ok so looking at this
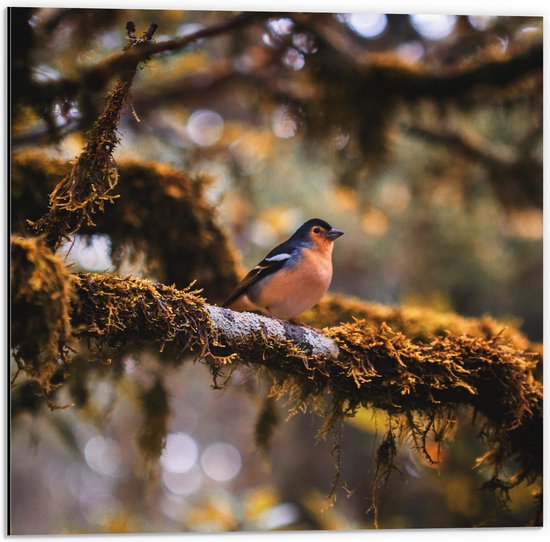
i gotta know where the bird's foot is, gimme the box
[288,318,320,331]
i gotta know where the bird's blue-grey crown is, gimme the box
[290,218,334,242]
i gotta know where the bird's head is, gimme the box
[291,218,344,253]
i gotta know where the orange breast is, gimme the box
[249,248,333,319]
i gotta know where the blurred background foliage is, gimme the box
[10,8,542,534]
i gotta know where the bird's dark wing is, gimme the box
[222,243,297,308]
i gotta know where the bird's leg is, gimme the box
[264,307,283,322]
[264,307,319,330]
[288,317,321,331]
[263,307,299,327]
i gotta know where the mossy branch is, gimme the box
[404,123,542,208]
[11,237,75,390]
[305,293,541,357]
[307,14,542,99]
[12,151,241,301]
[11,236,542,491]
[35,12,270,101]
[29,22,158,250]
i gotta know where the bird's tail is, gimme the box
[221,291,239,308]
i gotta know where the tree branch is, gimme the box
[11,151,241,301]
[11,236,542,489]
[308,14,542,99]
[29,22,158,250]
[37,12,270,100]
[404,123,542,208]
[405,123,507,166]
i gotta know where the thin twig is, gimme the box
[403,122,542,208]
[126,21,137,40]
[10,368,22,388]
[41,12,268,97]
[142,23,159,41]
[403,123,512,169]
[29,21,159,249]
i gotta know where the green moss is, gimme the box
[28,23,158,250]
[254,396,280,455]
[11,238,542,506]
[29,77,134,249]
[304,293,538,354]
[325,320,541,487]
[11,236,74,391]
[369,429,398,528]
[12,151,241,302]
[72,273,211,357]
[300,36,541,187]
[137,377,170,467]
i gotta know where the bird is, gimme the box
[222,218,344,319]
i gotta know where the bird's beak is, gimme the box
[326,228,344,240]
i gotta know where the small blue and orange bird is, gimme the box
[222,218,344,319]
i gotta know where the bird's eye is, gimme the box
[313,227,321,234]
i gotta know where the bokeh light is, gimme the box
[177,22,204,37]
[84,436,126,477]
[267,17,295,37]
[160,433,199,474]
[200,443,242,482]
[59,234,112,272]
[282,48,305,71]
[379,178,412,213]
[410,14,457,40]
[331,129,350,151]
[262,502,300,529]
[187,109,224,146]
[271,106,298,139]
[361,207,389,236]
[292,33,318,54]
[468,15,496,31]
[396,41,425,63]
[162,465,203,496]
[32,64,61,82]
[262,31,279,48]
[346,13,388,39]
